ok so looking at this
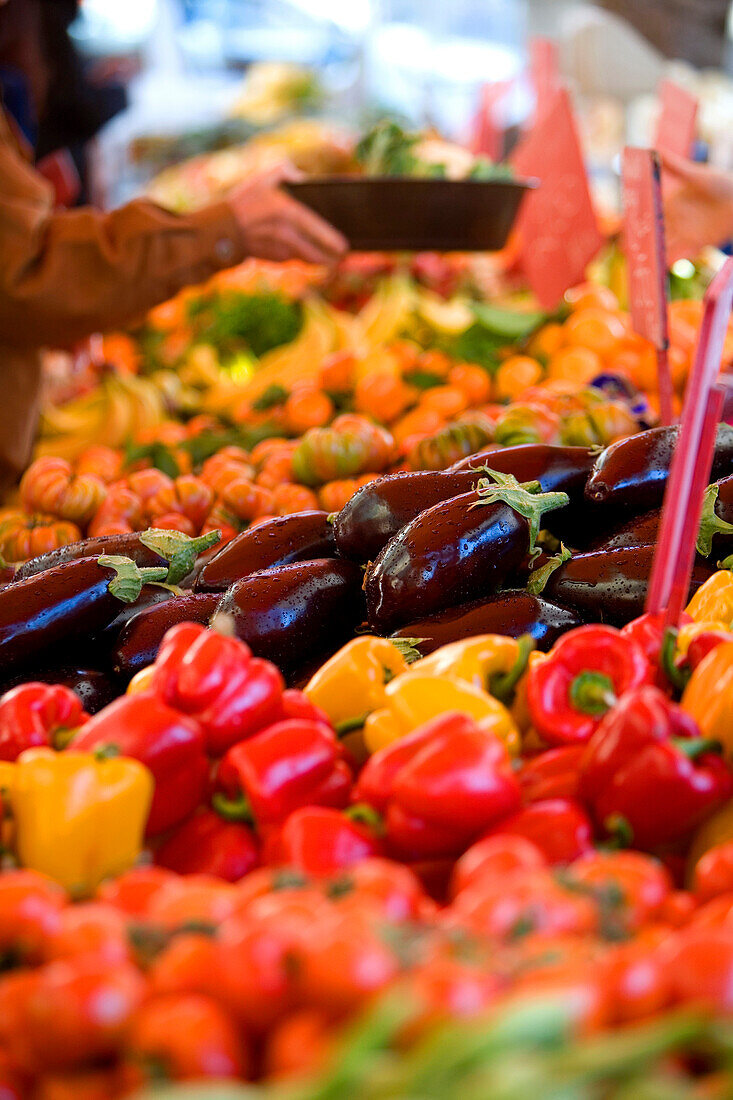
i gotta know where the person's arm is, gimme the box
[660,152,733,263]
[0,115,346,348]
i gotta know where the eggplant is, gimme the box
[14,533,168,581]
[195,511,336,593]
[0,667,119,714]
[390,590,585,655]
[0,556,167,672]
[112,592,221,682]
[335,444,594,562]
[72,583,176,664]
[214,559,364,673]
[584,424,733,515]
[585,510,661,553]
[364,484,566,633]
[544,546,715,626]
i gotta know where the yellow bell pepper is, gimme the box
[362,670,520,755]
[677,620,733,656]
[127,665,155,694]
[686,570,733,627]
[411,634,533,698]
[0,748,153,897]
[304,636,408,729]
[681,640,733,755]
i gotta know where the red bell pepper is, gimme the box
[0,683,88,761]
[154,810,259,882]
[526,625,652,746]
[579,685,733,849]
[263,806,382,876]
[213,719,352,828]
[354,712,521,860]
[487,798,594,864]
[277,689,331,726]
[518,746,585,804]
[72,691,209,837]
[686,629,733,671]
[151,623,284,755]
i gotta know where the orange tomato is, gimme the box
[318,350,357,393]
[124,993,248,1082]
[546,345,603,384]
[271,482,320,515]
[416,349,452,380]
[563,307,628,357]
[256,452,296,490]
[149,511,196,535]
[148,475,214,529]
[43,904,130,967]
[391,407,444,448]
[0,512,82,563]
[74,446,123,484]
[100,332,141,373]
[355,371,413,423]
[221,477,275,521]
[419,384,469,420]
[565,282,620,313]
[528,322,565,361]
[264,1009,332,1080]
[95,867,175,919]
[127,468,174,505]
[20,458,107,527]
[448,363,492,405]
[494,356,544,401]
[22,959,145,1071]
[317,474,378,513]
[284,387,334,433]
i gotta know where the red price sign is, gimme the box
[470,80,511,161]
[654,80,698,159]
[510,90,604,310]
[622,147,673,423]
[529,38,560,124]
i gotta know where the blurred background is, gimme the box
[64,0,733,208]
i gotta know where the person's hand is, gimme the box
[660,152,733,262]
[227,163,348,266]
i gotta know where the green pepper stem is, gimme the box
[672,737,723,759]
[489,634,536,704]
[345,803,384,834]
[659,628,690,693]
[212,791,253,824]
[569,671,616,717]
[335,714,370,736]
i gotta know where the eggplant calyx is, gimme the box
[471,469,569,558]
[389,636,426,664]
[696,484,733,557]
[139,528,222,585]
[98,556,168,604]
[527,543,572,596]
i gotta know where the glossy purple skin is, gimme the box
[13,533,167,581]
[112,592,220,681]
[545,546,715,626]
[214,558,365,673]
[0,557,129,671]
[335,444,594,563]
[585,424,733,515]
[0,667,120,714]
[195,511,336,593]
[390,590,585,655]
[365,490,529,633]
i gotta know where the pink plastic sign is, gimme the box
[654,80,698,159]
[511,89,604,309]
[621,147,673,424]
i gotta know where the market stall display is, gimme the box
[5,63,733,1097]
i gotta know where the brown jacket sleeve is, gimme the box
[0,109,247,348]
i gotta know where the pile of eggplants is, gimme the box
[4,429,733,705]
